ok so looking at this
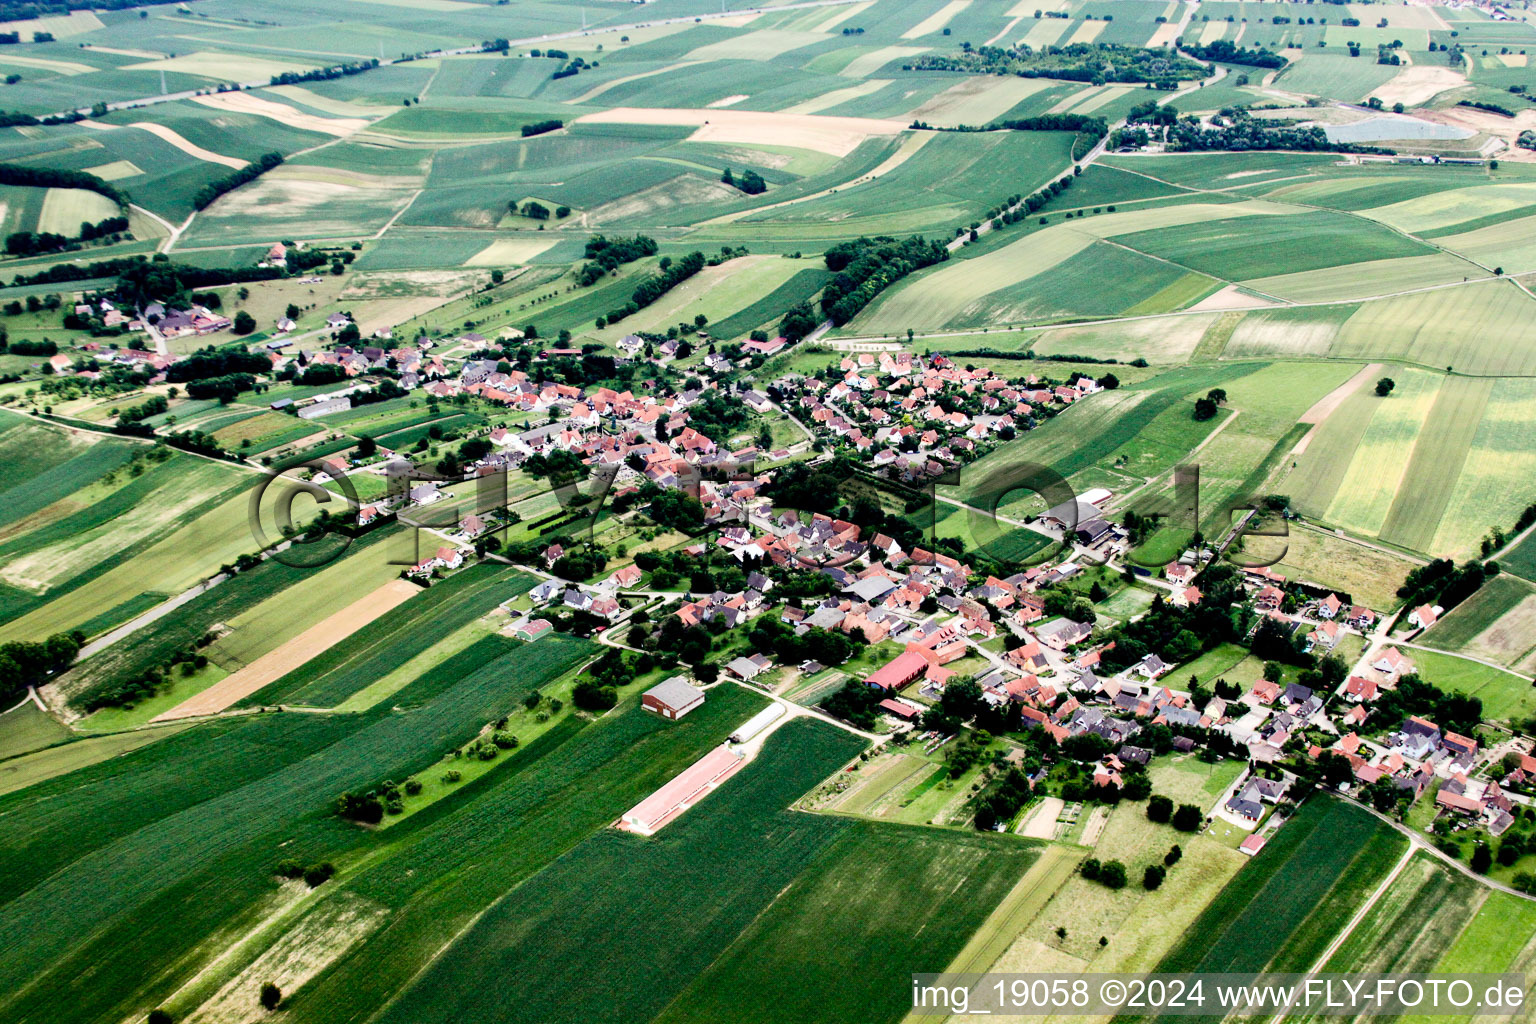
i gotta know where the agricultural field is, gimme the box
[1420,573,1536,676]
[1145,798,1407,980]
[2,0,1536,1019]
[1290,854,1536,1024]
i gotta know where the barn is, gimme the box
[641,677,705,720]
[618,745,744,834]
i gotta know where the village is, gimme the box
[256,320,1536,880]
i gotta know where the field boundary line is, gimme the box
[1390,638,1536,682]
[1305,841,1415,973]
[150,577,423,721]
[1343,795,1536,902]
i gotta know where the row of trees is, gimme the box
[0,161,128,209]
[602,250,707,325]
[193,151,283,211]
[820,235,950,326]
[5,215,129,257]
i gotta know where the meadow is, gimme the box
[1420,573,1536,676]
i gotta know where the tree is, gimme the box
[260,983,282,1011]
[356,435,377,459]
[232,310,256,334]
[1143,864,1166,890]
[521,200,550,221]
[1172,803,1203,832]
[1193,397,1218,421]
[1164,844,1182,866]
[572,680,617,710]
[1471,843,1492,874]
[1318,750,1353,788]
[1098,860,1128,889]
[1207,388,1227,404]
[1147,794,1173,823]
[148,1012,173,1024]
[1376,377,1396,397]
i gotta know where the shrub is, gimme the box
[1143,864,1166,890]
[1097,860,1128,889]
[303,862,336,887]
[260,983,282,1011]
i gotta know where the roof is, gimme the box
[621,746,742,832]
[865,649,929,688]
[644,676,705,710]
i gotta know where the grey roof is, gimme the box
[845,576,898,602]
[645,676,704,709]
[1041,498,1102,528]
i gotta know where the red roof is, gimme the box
[865,650,929,689]
[878,698,920,720]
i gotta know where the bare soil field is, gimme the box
[574,107,908,157]
[192,92,372,137]
[152,578,421,720]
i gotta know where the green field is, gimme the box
[1405,647,1536,726]
[1144,798,1406,983]
[1290,853,1536,1024]
[1,0,1534,1016]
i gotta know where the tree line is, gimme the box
[0,162,128,209]
[576,234,657,287]
[193,151,282,211]
[601,250,707,325]
[820,235,950,326]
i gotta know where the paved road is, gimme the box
[74,571,231,661]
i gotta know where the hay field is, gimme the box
[155,579,422,720]
[1435,213,1536,274]
[1310,367,1441,540]
[1428,376,1536,557]
[1362,181,1536,235]
[464,237,558,266]
[126,51,320,81]
[684,29,827,62]
[110,121,246,169]
[35,187,119,236]
[1422,573,1536,673]
[574,107,907,158]
[902,0,971,38]
[852,201,1289,333]
[906,75,1053,126]
[1244,252,1479,303]
[190,92,371,137]
[0,458,242,596]
[185,171,419,243]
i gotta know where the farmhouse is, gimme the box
[641,677,705,720]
